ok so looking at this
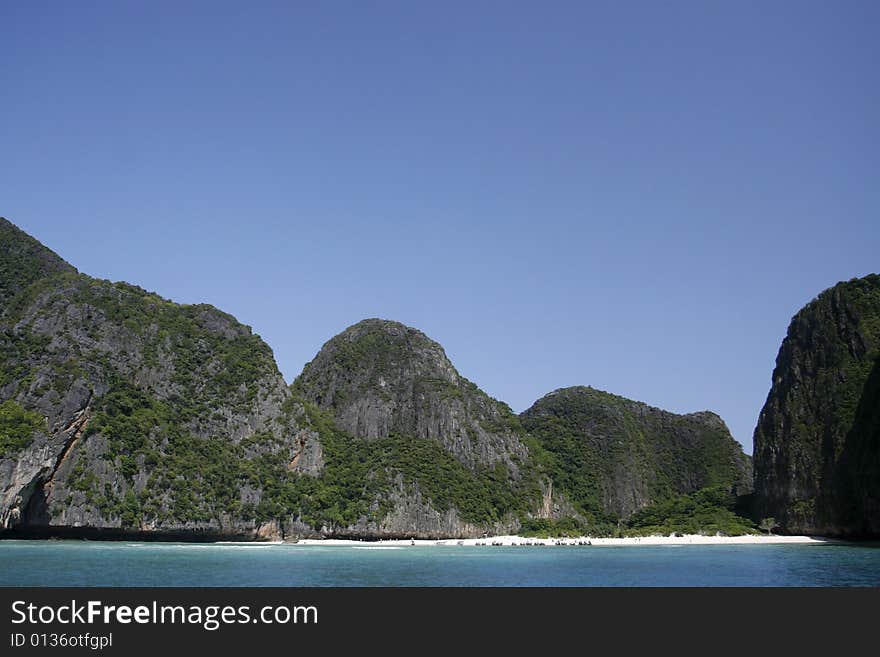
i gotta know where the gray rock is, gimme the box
[295,318,529,471]
[0,219,323,539]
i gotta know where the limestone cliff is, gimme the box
[295,319,529,470]
[0,216,772,540]
[0,217,322,540]
[753,274,880,536]
[521,386,752,520]
[291,319,546,537]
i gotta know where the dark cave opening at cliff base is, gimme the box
[0,524,264,543]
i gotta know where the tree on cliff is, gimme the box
[759,517,779,535]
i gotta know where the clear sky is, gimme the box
[2,2,878,453]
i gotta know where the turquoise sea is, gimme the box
[1,541,879,586]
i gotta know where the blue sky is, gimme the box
[2,2,878,452]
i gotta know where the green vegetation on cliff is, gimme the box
[5,272,299,528]
[69,381,253,525]
[754,274,880,536]
[519,516,592,538]
[67,384,535,531]
[0,219,323,537]
[9,274,278,409]
[518,485,756,538]
[0,400,44,457]
[521,386,752,521]
[2,217,805,539]
[68,389,368,529]
[253,402,539,529]
[0,217,75,305]
[294,318,544,532]
[626,486,756,537]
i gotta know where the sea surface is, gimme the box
[1,541,879,586]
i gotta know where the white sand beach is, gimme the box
[293,534,833,547]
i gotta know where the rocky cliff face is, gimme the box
[295,319,529,470]
[2,216,796,540]
[753,274,880,536]
[521,386,752,520]
[0,217,323,540]
[0,218,76,305]
[0,219,557,541]
[292,319,548,537]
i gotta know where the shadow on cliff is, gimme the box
[833,356,880,536]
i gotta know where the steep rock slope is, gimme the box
[753,274,880,536]
[0,218,76,304]
[293,319,550,537]
[0,218,323,539]
[521,386,752,520]
[1,216,770,540]
[295,319,529,469]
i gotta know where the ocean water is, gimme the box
[1,541,879,586]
